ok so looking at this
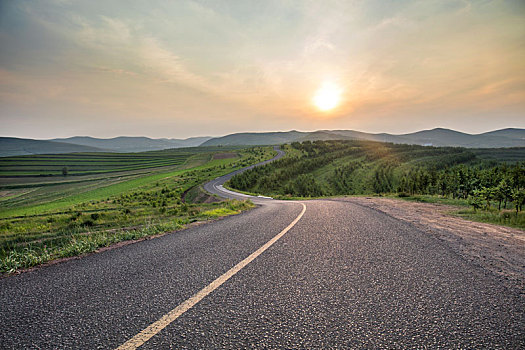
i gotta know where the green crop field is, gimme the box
[0,146,276,273]
[229,140,525,229]
[0,146,248,177]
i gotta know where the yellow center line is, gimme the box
[116,202,307,350]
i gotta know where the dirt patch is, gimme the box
[182,185,222,204]
[212,152,237,160]
[0,188,35,199]
[193,191,222,204]
[345,197,525,291]
[0,190,14,198]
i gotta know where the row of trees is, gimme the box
[229,140,525,212]
[392,164,524,212]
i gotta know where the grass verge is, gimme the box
[0,200,253,274]
[392,194,524,230]
[453,208,525,230]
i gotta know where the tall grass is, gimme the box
[0,220,184,273]
[454,208,525,230]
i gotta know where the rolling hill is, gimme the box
[201,128,525,148]
[2,128,523,157]
[200,131,307,146]
[397,128,525,148]
[0,136,213,157]
[53,136,212,152]
[0,137,107,157]
[480,128,525,139]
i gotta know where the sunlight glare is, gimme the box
[313,81,342,111]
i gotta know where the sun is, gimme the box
[313,81,342,111]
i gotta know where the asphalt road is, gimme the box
[202,145,285,202]
[1,148,523,348]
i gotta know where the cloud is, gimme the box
[0,0,524,138]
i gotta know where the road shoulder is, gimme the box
[336,197,525,292]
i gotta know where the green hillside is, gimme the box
[230,140,525,197]
[229,140,525,228]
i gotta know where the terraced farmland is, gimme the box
[0,146,276,273]
[0,150,201,177]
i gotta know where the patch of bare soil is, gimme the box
[195,192,222,203]
[0,188,34,199]
[346,197,525,291]
[0,190,13,198]
[188,190,222,204]
[182,186,222,204]
[212,152,237,160]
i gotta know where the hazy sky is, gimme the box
[1,0,524,139]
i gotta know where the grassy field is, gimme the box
[0,146,276,273]
[0,146,249,177]
[229,140,525,229]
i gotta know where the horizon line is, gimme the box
[1,126,524,141]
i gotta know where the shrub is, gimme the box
[468,195,483,211]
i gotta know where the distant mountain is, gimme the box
[200,128,525,148]
[322,130,414,144]
[200,131,307,146]
[0,137,107,157]
[478,128,525,139]
[399,128,525,148]
[295,131,351,142]
[159,136,212,148]
[2,128,523,158]
[53,136,212,152]
[0,136,213,157]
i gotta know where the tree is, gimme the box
[496,178,512,210]
[510,163,525,190]
[494,183,505,210]
[469,192,483,211]
[511,189,525,215]
[62,166,69,176]
[478,187,495,210]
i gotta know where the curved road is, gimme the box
[203,145,285,201]
[0,147,523,348]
